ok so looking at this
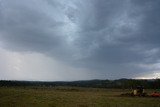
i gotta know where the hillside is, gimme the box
[0,79,160,89]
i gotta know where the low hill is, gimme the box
[0,79,160,89]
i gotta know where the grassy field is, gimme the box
[0,87,160,107]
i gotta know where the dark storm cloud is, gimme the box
[0,0,160,79]
[0,0,66,52]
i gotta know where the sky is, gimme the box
[0,0,160,81]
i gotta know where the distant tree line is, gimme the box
[0,79,160,89]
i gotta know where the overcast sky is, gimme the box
[0,0,160,81]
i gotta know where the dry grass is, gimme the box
[0,87,160,107]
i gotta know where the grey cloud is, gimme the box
[0,0,66,52]
[0,0,160,80]
[68,0,160,78]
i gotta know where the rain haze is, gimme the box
[0,0,160,81]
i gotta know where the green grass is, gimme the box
[0,87,160,107]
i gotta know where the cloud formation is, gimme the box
[0,0,160,80]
